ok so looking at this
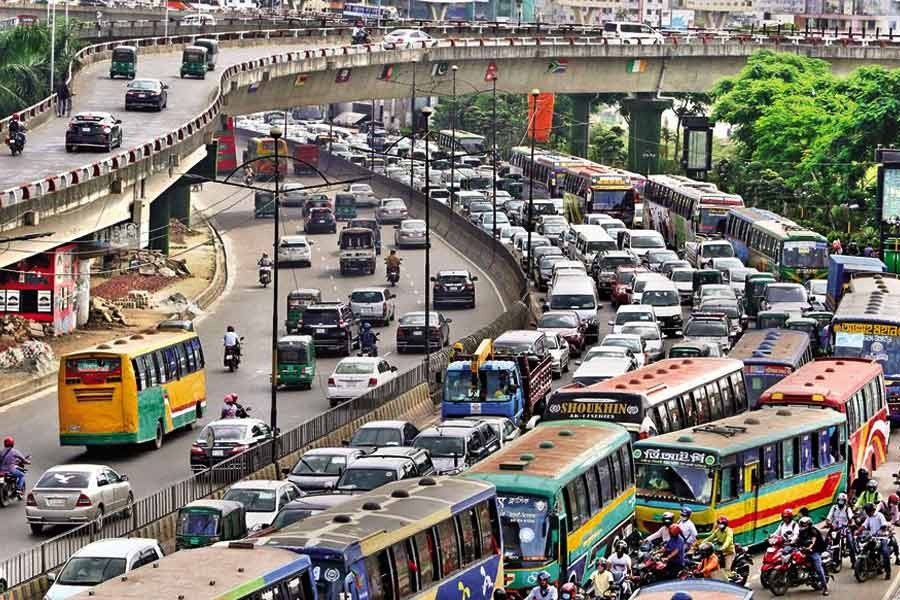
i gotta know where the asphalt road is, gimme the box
[0,173,504,559]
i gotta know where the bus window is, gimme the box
[183,342,196,372]
[391,540,417,596]
[680,394,696,426]
[436,519,461,576]
[619,446,634,484]
[818,428,837,466]
[799,434,814,472]
[154,351,168,383]
[132,358,147,390]
[475,501,497,558]
[853,393,865,427]
[719,379,735,415]
[655,405,671,434]
[412,530,437,584]
[458,509,478,565]
[612,453,625,495]
[692,388,709,423]
[718,463,739,502]
[706,383,723,420]
[364,551,392,600]
[762,445,777,483]
[584,467,601,513]
[597,462,612,503]
[730,372,747,410]
[667,398,684,430]
[781,439,797,477]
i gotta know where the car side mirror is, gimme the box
[445,318,452,323]
[120,473,128,481]
[471,276,479,281]
[281,467,291,476]
[47,572,56,583]
[390,366,398,372]
[541,304,549,312]
[342,439,350,447]
[98,480,108,487]
[608,320,615,327]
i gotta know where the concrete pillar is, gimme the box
[133,198,151,249]
[169,180,192,228]
[569,94,592,159]
[622,94,672,175]
[75,258,92,327]
[149,194,170,254]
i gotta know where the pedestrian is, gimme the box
[55,80,71,118]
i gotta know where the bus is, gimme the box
[264,477,502,600]
[543,358,748,439]
[831,273,900,417]
[642,175,743,249]
[246,137,289,181]
[728,329,813,408]
[438,130,486,156]
[724,207,828,282]
[759,358,890,474]
[69,544,316,600]
[633,406,847,545]
[341,3,399,20]
[508,147,591,197]
[464,420,634,596]
[58,329,206,449]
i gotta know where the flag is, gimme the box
[547,59,568,74]
[484,62,498,82]
[293,74,308,87]
[378,65,395,81]
[432,62,449,77]
[335,68,351,83]
[626,59,647,73]
[527,92,554,143]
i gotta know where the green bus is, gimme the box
[464,420,634,596]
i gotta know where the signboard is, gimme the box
[882,168,900,221]
[833,322,900,337]
[4,289,19,312]
[37,290,51,313]
[632,446,717,467]
[543,393,642,423]
[746,364,792,376]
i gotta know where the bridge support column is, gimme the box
[428,4,448,20]
[622,94,672,175]
[169,179,192,228]
[149,192,171,254]
[569,94,592,158]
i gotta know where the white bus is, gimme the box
[342,3,399,21]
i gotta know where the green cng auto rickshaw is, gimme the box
[285,288,321,333]
[110,45,137,79]
[334,192,357,221]
[254,191,275,218]
[756,310,790,330]
[786,316,820,355]
[803,310,834,356]
[194,38,219,70]
[744,272,776,318]
[180,46,208,79]
[276,335,316,389]
[175,500,246,549]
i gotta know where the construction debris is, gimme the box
[0,315,52,344]
[0,339,54,373]
[89,297,130,326]
[157,292,203,321]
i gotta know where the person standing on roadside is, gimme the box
[55,80,71,117]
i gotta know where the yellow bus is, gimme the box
[59,328,206,450]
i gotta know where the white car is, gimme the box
[571,357,632,386]
[711,257,745,274]
[477,416,521,447]
[327,357,397,405]
[382,29,436,49]
[500,225,526,246]
[610,304,657,334]
[348,183,377,207]
[45,538,163,600]
[278,235,313,267]
[579,345,639,371]
[697,284,737,304]
[544,332,570,378]
[349,287,395,326]
[222,480,304,531]
[599,333,647,368]
[620,322,664,362]
[480,212,510,235]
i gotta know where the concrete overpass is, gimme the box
[1,24,899,270]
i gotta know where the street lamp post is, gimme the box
[422,106,434,374]
[269,125,283,463]
[450,65,458,212]
[491,75,498,240]
[527,88,539,277]
[409,59,417,204]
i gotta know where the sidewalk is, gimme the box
[0,218,226,405]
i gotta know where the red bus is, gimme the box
[759,358,889,475]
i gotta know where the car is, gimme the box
[530,246,564,282]
[248,494,352,537]
[367,446,436,476]
[382,28,436,49]
[592,251,640,297]
[698,298,745,336]
[375,198,409,224]
[620,322,664,362]
[297,301,358,355]
[661,259,691,278]
[763,282,811,315]
[302,195,332,218]
[536,310,585,356]
[579,344,639,371]
[327,356,397,406]
[683,313,733,353]
[432,270,477,309]
[477,415,521,447]
[537,255,570,292]
[640,279,683,336]
[544,331,570,378]
[304,207,337,234]
[189,418,274,472]
[347,217,382,254]
[347,420,420,450]
[124,78,168,111]
[279,186,309,208]
[667,340,722,358]
[598,333,647,368]
[222,479,303,531]
[727,267,759,296]
[467,201,493,224]
[334,456,421,492]
[517,236,552,270]
[480,212,511,236]
[394,219,427,248]
[413,424,499,475]
[65,112,123,152]
[711,257,745,274]
[347,183,377,207]
[26,465,133,535]
[571,357,633,386]
[277,235,312,267]
[396,311,452,353]
[611,266,647,308]
[644,249,680,271]
[284,447,365,492]
[630,272,668,304]
[696,283,737,305]
[349,287,395,326]
[806,278,828,308]
[538,218,568,245]
[44,538,163,600]
[610,304,657,334]
[603,20,665,43]
[670,267,696,303]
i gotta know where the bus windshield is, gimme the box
[590,190,630,212]
[635,462,713,504]
[497,494,555,566]
[833,327,900,377]
[699,207,730,234]
[783,240,828,269]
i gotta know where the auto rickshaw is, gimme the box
[334,192,357,221]
[175,500,246,549]
[194,38,219,70]
[254,190,275,218]
[285,288,322,333]
[786,316,821,354]
[756,310,790,330]
[691,269,724,305]
[744,272,776,318]
[110,45,137,79]
[276,335,316,390]
[180,46,209,79]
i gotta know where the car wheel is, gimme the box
[123,492,134,518]
[563,358,569,373]
[93,506,105,532]
[29,523,43,535]
[157,101,163,112]
[124,105,130,111]
[105,140,112,152]
[65,145,74,153]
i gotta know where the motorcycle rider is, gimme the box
[661,524,686,580]
[797,516,830,596]
[855,479,881,510]
[826,492,857,562]
[559,582,578,600]
[588,558,613,597]
[257,252,273,268]
[699,516,735,569]
[678,506,699,547]
[524,571,557,600]
[850,467,870,503]
[878,494,900,564]
[608,540,632,578]
[693,542,725,581]
[224,325,241,360]
[774,508,799,543]
[385,249,402,279]
[8,113,26,152]
[221,393,245,419]
[856,502,892,580]
[360,322,378,355]
[0,437,29,498]
[351,21,368,44]
[645,511,675,545]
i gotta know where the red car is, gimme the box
[611,266,647,308]
[536,310,585,356]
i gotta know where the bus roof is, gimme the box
[759,358,883,408]
[73,545,310,600]
[62,328,197,358]
[753,216,825,242]
[634,405,845,459]
[263,477,494,557]
[833,280,900,323]
[847,272,900,295]
[727,206,780,223]
[464,420,630,491]
[728,329,811,366]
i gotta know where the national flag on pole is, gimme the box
[484,62,498,82]
[626,59,647,73]
[293,74,308,87]
[335,68,351,83]
[378,65,395,81]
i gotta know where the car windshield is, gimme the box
[176,510,220,536]
[702,304,740,319]
[641,290,679,306]
[201,424,247,441]
[335,361,375,375]
[616,310,652,325]
[544,335,560,350]
[270,507,319,529]
[292,454,347,475]
[631,235,664,249]
[303,310,339,325]
[540,257,567,271]
[350,427,402,447]
[539,314,578,328]
[603,337,641,353]
[601,256,639,271]
[128,80,158,91]
[584,348,624,361]
[439,275,469,285]
[671,270,694,282]
[685,321,728,337]
[400,221,426,231]
[622,325,660,340]
[649,251,678,264]
[36,471,90,488]
[636,462,713,504]
[399,313,439,326]
[337,468,397,491]
[783,240,828,269]
[383,200,405,209]
[766,286,806,303]
[549,294,595,310]
[498,494,555,566]
[413,435,465,457]
[223,488,277,513]
[57,557,127,587]
[542,223,565,233]
[703,243,734,258]
[701,287,735,300]
[617,271,637,285]
[351,291,383,303]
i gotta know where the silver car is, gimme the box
[394,219,427,248]
[26,465,133,534]
[375,198,409,225]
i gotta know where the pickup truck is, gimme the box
[441,335,553,426]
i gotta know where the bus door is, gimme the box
[741,451,762,544]
[551,512,568,581]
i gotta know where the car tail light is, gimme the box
[26,493,36,506]
[328,377,335,386]
[76,493,92,507]
[465,283,474,289]
[230,445,249,455]
[397,329,406,338]
[67,123,77,131]
[190,444,205,455]
[102,127,111,134]
[368,377,378,387]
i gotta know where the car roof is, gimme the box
[46,464,105,473]
[358,420,410,429]
[281,494,351,511]
[229,479,290,490]
[643,280,678,291]
[209,418,264,427]
[370,446,424,457]
[437,270,470,277]
[574,358,631,375]
[495,329,544,342]
[617,304,653,312]
[281,235,309,243]
[417,426,469,439]
[346,456,410,469]
[303,447,361,457]
[72,538,160,558]
[336,357,379,366]
[351,287,387,294]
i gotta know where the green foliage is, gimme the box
[589,123,626,167]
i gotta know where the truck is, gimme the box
[293,143,320,176]
[441,334,553,425]
[825,255,885,311]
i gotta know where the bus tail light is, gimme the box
[771,392,783,400]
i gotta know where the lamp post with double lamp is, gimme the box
[450,65,458,212]
[409,59,417,205]
[526,88,540,277]
[421,106,434,373]
[491,74,498,240]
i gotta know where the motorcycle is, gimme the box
[760,534,791,589]
[351,31,371,45]
[601,570,631,600]
[0,461,26,507]
[358,332,380,357]
[727,544,753,587]
[827,525,855,573]
[224,337,244,372]
[386,265,400,287]
[631,548,689,588]
[221,402,251,419]
[5,131,24,156]
[259,265,272,287]
[765,547,831,596]
[854,531,891,583]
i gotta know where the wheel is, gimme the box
[65,145,74,153]
[768,570,788,596]
[228,362,235,372]
[563,358,569,373]
[152,421,163,450]
[0,485,7,508]
[180,73,185,79]
[93,505,105,533]
[760,570,770,589]
[854,557,868,583]
[831,549,842,573]
[195,401,204,419]
[157,101,163,112]
[29,523,43,535]
[0,577,7,593]
[123,492,134,518]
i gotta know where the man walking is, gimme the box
[55,80,71,117]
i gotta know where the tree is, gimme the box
[588,123,626,166]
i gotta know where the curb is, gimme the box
[0,218,228,408]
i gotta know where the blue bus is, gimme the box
[728,329,813,407]
[342,3,399,20]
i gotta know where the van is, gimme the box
[573,225,617,267]
[684,239,736,269]
[619,229,665,259]
[603,21,664,44]
[546,275,600,343]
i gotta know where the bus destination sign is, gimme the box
[543,395,641,423]
[632,447,717,467]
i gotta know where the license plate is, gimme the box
[138,94,146,98]
[412,331,423,336]
[212,450,224,457]
[47,498,66,507]
[316,328,325,334]
[469,403,482,414]
[82,127,91,133]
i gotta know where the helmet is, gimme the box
[261,252,268,257]
[224,393,237,404]
[837,492,848,505]
[453,342,464,351]
[698,542,714,558]
[865,502,876,515]
[3,437,12,447]
[363,322,371,330]
[891,494,900,505]
[717,516,729,526]
[615,540,628,553]
[668,524,681,537]
[781,508,794,520]
[858,467,869,477]
[390,249,396,255]
[595,557,608,569]
[798,517,813,529]
[680,506,693,518]
[227,325,235,332]
[537,571,551,583]
[867,479,878,490]
[670,593,693,600]
[662,511,674,524]
[11,113,18,121]
[560,583,577,600]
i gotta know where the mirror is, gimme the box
[47,572,56,583]
[471,276,479,281]
[341,439,350,447]
[281,467,291,476]
[120,473,128,481]
[390,366,398,372]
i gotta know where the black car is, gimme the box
[247,495,351,537]
[65,112,123,152]
[189,418,274,472]
[592,251,641,297]
[280,186,309,208]
[396,311,452,353]
[432,270,478,309]
[413,421,501,474]
[304,207,337,234]
[334,456,421,493]
[367,447,435,476]
[297,302,357,355]
[124,78,168,111]
[347,420,420,450]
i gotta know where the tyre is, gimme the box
[29,523,43,535]
[831,549,842,573]
[66,144,74,153]
[93,505,105,533]
[152,422,164,450]
[768,570,788,596]
[552,369,560,380]
[123,492,134,518]
[854,557,868,583]
[196,401,204,419]
[760,570,770,589]
[0,485,7,508]
[0,577,7,593]
[228,362,235,372]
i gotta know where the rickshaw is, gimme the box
[175,500,246,549]
[180,46,208,79]
[285,288,321,333]
[194,38,219,70]
[276,335,316,390]
[334,192,357,221]
[110,45,137,79]
[744,272,776,318]
[691,269,724,305]
[756,310,790,330]
[254,190,275,218]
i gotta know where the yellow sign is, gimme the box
[833,322,900,336]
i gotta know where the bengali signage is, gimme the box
[633,447,717,467]
[833,322,900,337]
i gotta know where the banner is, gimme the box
[527,92,554,143]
